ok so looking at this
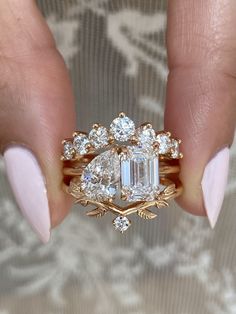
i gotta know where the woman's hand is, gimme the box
[0,0,235,242]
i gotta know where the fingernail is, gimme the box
[4,145,51,243]
[201,147,230,228]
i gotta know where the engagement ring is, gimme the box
[62,113,183,232]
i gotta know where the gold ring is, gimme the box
[61,113,183,232]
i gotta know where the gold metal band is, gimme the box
[62,177,182,199]
[62,176,182,220]
[63,163,180,177]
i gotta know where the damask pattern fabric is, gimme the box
[0,1,236,313]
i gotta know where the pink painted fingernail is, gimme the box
[201,147,230,228]
[4,145,51,243]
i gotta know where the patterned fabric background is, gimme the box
[0,1,236,313]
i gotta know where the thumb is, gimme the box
[0,1,76,242]
[165,0,236,227]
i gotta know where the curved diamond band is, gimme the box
[61,113,183,232]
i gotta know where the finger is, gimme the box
[0,0,76,242]
[165,0,236,226]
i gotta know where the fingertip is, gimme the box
[175,192,206,217]
[3,145,52,243]
[49,192,74,228]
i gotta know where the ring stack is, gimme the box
[62,113,183,232]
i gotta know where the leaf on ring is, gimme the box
[137,208,157,219]
[163,184,176,197]
[77,199,89,206]
[155,200,169,208]
[86,207,106,218]
[69,181,82,198]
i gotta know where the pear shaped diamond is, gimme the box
[81,150,120,201]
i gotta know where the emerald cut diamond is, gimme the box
[120,146,159,201]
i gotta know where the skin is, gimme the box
[0,0,236,228]
[166,0,236,215]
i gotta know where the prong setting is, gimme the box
[119,112,126,118]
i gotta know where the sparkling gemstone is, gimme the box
[110,115,135,141]
[89,126,109,149]
[120,146,159,201]
[156,133,171,154]
[171,139,180,158]
[80,150,120,201]
[63,141,74,160]
[113,216,131,232]
[73,133,90,155]
[136,125,156,147]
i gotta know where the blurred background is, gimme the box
[0,1,236,313]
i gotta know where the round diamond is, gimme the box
[89,126,109,149]
[156,133,171,154]
[63,141,74,160]
[73,133,90,155]
[110,115,135,141]
[113,216,131,232]
[171,139,180,158]
[136,125,156,147]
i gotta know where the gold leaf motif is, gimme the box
[137,208,157,219]
[69,180,82,198]
[78,199,89,206]
[86,207,106,217]
[155,200,169,208]
[163,184,176,197]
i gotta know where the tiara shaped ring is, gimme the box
[62,113,183,233]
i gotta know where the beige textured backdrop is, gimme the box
[0,1,236,313]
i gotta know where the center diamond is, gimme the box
[120,146,159,201]
[81,150,120,201]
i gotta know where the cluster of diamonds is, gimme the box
[62,112,182,160]
[62,113,182,233]
[62,125,110,160]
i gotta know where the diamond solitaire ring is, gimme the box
[62,113,183,232]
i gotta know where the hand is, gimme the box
[0,0,235,242]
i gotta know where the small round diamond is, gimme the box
[156,133,171,154]
[73,133,90,155]
[171,139,180,158]
[63,141,74,160]
[113,216,131,232]
[136,125,156,147]
[110,115,135,142]
[89,126,109,149]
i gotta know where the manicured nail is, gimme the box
[4,145,51,243]
[201,147,230,228]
